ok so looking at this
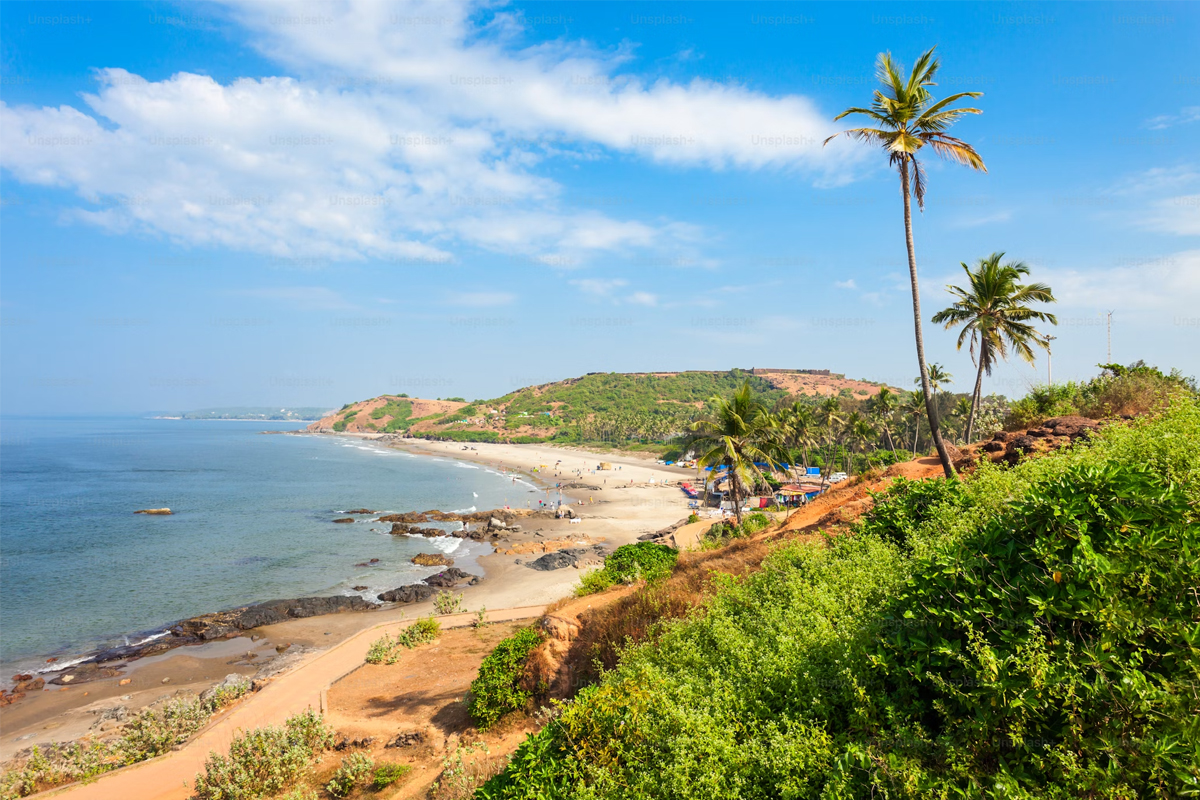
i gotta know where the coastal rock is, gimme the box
[0,690,26,706]
[352,585,368,592]
[200,673,250,704]
[344,509,376,514]
[12,677,44,693]
[177,595,377,639]
[527,551,578,571]
[489,517,508,530]
[377,584,437,603]
[134,508,172,515]
[378,511,429,524]
[422,568,476,588]
[411,553,453,567]
[333,517,355,523]
[48,664,125,686]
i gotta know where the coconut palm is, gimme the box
[951,396,974,443]
[777,400,818,476]
[869,386,899,452]
[916,363,953,395]
[814,396,845,485]
[932,252,1058,443]
[687,382,783,524]
[900,390,925,455]
[825,46,986,479]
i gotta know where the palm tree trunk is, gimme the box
[729,467,741,525]
[900,162,956,479]
[965,354,986,444]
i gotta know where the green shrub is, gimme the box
[192,710,335,800]
[325,752,374,797]
[603,542,677,583]
[480,397,1200,799]
[372,762,412,790]
[574,568,615,597]
[468,628,543,729]
[434,590,464,615]
[686,513,699,524]
[365,618,441,664]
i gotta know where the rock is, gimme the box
[991,431,1014,442]
[276,643,291,653]
[377,584,437,603]
[177,595,377,639]
[1027,427,1054,438]
[12,677,44,693]
[119,678,131,685]
[334,736,375,751]
[1010,435,1036,452]
[411,553,453,567]
[344,509,376,514]
[378,511,429,524]
[422,568,476,588]
[1043,415,1101,440]
[527,551,578,571]
[134,508,172,515]
[90,705,127,729]
[540,615,579,641]
[162,677,171,684]
[489,517,508,530]
[386,730,424,748]
[333,517,355,523]
[981,441,1006,453]
[352,585,368,591]
[48,664,124,686]
[200,673,250,704]
[0,691,26,705]
[12,674,32,682]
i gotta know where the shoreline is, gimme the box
[0,435,697,760]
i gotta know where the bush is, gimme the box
[603,542,678,583]
[1007,361,1196,428]
[371,762,412,790]
[686,513,699,524]
[325,752,374,798]
[480,397,1200,799]
[365,618,441,664]
[192,710,335,800]
[434,590,464,615]
[574,569,615,597]
[468,627,543,729]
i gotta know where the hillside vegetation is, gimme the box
[479,397,1200,799]
[309,369,890,446]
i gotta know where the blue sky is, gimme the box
[2,0,1197,413]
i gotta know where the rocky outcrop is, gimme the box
[48,663,126,686]
[526,545,606,571]
[972,416,1104,466]
[343,509,376,514]
[134,508,172,515]
[412,553,453,567]
[176,595,377,639]
[333,517,355,523]
[377,584,437,603]
[422,568,476,588]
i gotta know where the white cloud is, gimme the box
[1036,250,1200,312]
[452,291,516,307]
[834,279,857,290]
[0,0,859,266]
[1144,106,1200,130]
[570,278,628,296]
[628,291,658,306]
[1142,196,1200,236]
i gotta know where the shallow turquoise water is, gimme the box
[0,416,532,673]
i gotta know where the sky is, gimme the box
[1,0,1197,414]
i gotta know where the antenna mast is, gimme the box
[1106,310,1114,362]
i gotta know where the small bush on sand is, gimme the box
[433,590,464,615]
[191,709,335,800]
[365,617,441,664]
[371,762,412,790]
[325,752,374,797]
[468,627,543,729]
[574,568,615,597]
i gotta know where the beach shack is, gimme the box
[775,482,824,507]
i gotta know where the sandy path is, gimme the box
[42,607,544,800]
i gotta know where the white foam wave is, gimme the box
[450,505,476,514]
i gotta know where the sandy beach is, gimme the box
[0,436,696,764]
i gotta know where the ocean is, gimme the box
[0,416,535,675]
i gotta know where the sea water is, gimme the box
[0,416,534,675]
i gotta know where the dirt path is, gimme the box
[40,607,545,800]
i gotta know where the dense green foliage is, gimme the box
[192,710,336,800]
[576,542,680,596]
[365,617,441,664]
[700,511,773,548]
[1008,361,1196,428]
[0,681,249,799]
[480,399,1200,799]
[468,628,544,730]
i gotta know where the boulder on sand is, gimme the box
[527,551,578,571]
[377,584,438,603]
[422,568,476,588]
[411,553,453,567]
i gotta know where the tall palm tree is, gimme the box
[869,386,899,452]
[900,390,925,455]
[814,396,845,486]
[951,396,974,443]
[777,400,818,476]
[825,46,986,479]
[687,382,783,525]
[932,252,1058,443]
[917,363,953,395]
